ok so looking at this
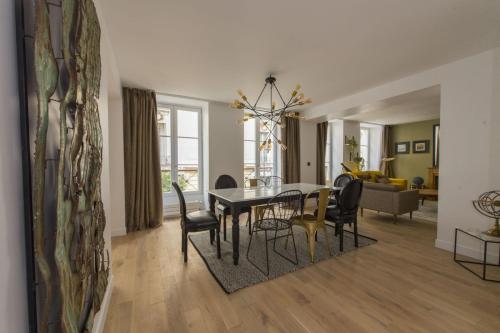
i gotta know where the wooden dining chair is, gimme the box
[290,187,332,262]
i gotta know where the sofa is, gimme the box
[352,170,408,190]
[359,182,419,222]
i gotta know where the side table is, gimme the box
[454,228,500,282]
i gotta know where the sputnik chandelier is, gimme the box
[231,75,312,151]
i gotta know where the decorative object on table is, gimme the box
[411,176,425,189]
[231,75,312,151]
[472,190,500,237]
[433,124,440,166]
[189,226,377,293]
[395,141,410,154]
[454,228,500,282]
[18,0,109,331]
[413,140,430,153]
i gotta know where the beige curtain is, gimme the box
[380,125,394,177]
[281,117,301,183]
[123,87,163,232]
[316,122,328,185]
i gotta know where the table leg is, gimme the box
[231,205,241,265]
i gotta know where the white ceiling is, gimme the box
[102,0,500,108]
[344,85,440,125]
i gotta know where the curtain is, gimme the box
[281,117,301,183]
[123,87,163,232]
[380,125,394,177]
[316,122,328,185]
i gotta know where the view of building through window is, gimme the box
[244,117,279,182]
[158,106,201,193]
[360,127,370,170]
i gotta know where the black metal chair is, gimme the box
[172,182,221,263]
[246,190,302,276]
[264,175,283,187]
[214,175,252,240]
[324,179,363,252]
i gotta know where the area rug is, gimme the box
[189,225,377,293]
[403,200,438,223]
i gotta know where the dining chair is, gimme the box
[329,173,355,205]
[172,182,221,263]
[264,175,283,187]
[246,190,302,276]
[324,179,363,252]
[214,175,252,240]
[290,187,332,262]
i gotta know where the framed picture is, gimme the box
[413,140,430,153]
[395,141,410,154]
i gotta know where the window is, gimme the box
[244,117,280,181]
[325,125,331,183]
[360,127,370,170]
[158,105,202,194]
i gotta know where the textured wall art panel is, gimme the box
[18,0,109,332]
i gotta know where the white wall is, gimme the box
[0,0,29,332]
[305,48,500,261]
[208,101,244,189]
[300,120,316,183]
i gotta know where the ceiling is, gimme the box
[343,86,440,125]
[102,0,500,109]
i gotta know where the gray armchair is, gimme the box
[359,182,419,222]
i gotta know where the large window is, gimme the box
[359,127,370,170]
[158,105,202,194]
[244,118,280,181]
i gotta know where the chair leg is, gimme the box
[216,227,221,259]
[393,214,398,224]
[264,230,270,276]
[181,230,185,253]
[339,225,344,252]
[248,210,252,235]
[289,227,299,265]
[354,220,359,248]
[307,231,316,262]
[210,229,214,245]
[360,208,364,217]
[410,211,413,220]
[223,214,227,241]
[184,231,188,263]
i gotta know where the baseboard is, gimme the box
[111,226,126,237]
[92,274,113,333]
[435,238,499,263]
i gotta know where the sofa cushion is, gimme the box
[363,182,400,192]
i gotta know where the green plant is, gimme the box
[161,170,189,192]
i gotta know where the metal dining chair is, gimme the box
[214,175,252,240]
[290,187,332,262]
[246,190,302,276]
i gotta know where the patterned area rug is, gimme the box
[189,225,377,293]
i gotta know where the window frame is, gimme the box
[158,103,203,198]
[360,127,370,170]
[244,116,280,181]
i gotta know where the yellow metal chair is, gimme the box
[290,188,332,262]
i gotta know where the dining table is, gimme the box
[208,183,342,265]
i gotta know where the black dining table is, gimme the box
[208,183,342,265]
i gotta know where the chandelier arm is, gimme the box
[253,83,268,110]
[272,82,288,108]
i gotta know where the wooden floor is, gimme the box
[104,211,500,333]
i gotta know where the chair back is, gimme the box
[334,173,354,188]
[338,179,363,216]
[172,182,187,223]
[265,190,303,222]
[265,176,283,187]
[215,174,237,189]
[247,177,266,188]
[305,188,330,223]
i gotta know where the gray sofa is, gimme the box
[360,182,419,222]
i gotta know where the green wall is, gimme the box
[390,119,439,184]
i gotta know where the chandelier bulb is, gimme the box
[237,89,244,97]
[296,84,301,90]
